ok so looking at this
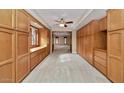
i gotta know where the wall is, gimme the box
[72,31,77,53]
[53,35,71,45]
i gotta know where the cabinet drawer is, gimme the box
[94,61,106,75]
[94,56,106,67]
[94,50,106,59]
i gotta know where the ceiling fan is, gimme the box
[55,18,73,27]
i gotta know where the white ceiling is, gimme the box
[26,9,107,31]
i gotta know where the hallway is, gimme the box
[23,45,110,83]
[1,9,123,83]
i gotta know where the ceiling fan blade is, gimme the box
[66,21,73,24]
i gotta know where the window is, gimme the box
[64,37,67,44]
[55,37,59,44]
[30,26,39,48]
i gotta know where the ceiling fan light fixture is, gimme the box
[59,23,65,27]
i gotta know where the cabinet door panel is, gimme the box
[88,35,93,64]
[0,9,15,29]
[17,33,28,56]
[0,28,15,82]
[108,10,124,31]
[31,51,39,70]
[99,17,107,31]
[107,30,123,82]
[109,32,121,57]
[16,10,29,32]
[16,55,29,82]
[108,56,122,82]
[94,61,106,75]
[0,62,15,83]
[16,32,30,82]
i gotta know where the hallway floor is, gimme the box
[22,45,110,83]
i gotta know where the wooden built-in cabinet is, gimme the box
[30,47,46,70]
[94,49,107,75]
[77,17,108,79]
[0,9,15,29]
[99,16,107,31]
[77,20,99,65]
[107,9,124,83]
[15,10,29,32]
[0,9,51,82]
[0,28,15,82]
[107,30,124,82]
[16,32,30,82]
[107,10,124,31]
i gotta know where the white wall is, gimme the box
[72,31,77,53]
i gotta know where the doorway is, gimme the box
[52,31,72,53]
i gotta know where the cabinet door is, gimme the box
[88,35,93,65]
[0,9,15,29]
[82,37,85,57]
[80,37,84,57]
[78,38,81,55]
[0,28,15,82]
[99,17,107,31]
[16,32,30,82]
[16,10,29,32]
[79,37,82,57]
[107,9,124,31]
[84,36,88,60]
[107,30,123,82]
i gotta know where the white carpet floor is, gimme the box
[22,45,110,83]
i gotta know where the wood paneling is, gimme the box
[94,61,106,75]
[30,47,46,70]
[0,9,51,83]
[16,10,29,32]
[16,32,30,82]
[94,49,107,59]
[94,49,107,75]
[99,16,107,31]
[77,18,107,78]
[107,9,124,31]
[107,30,123,82]
[77,21,98,65]
[0,9,15,29]
[0,28,15,82]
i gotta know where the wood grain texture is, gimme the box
[77,20,99,65]
[0,28,15,83]
[16,32,30,82]
[107,30,124,82]
[107,9,124,31]
[99,16,107,31]
[16,10,29,32]
[0,9,15,29]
